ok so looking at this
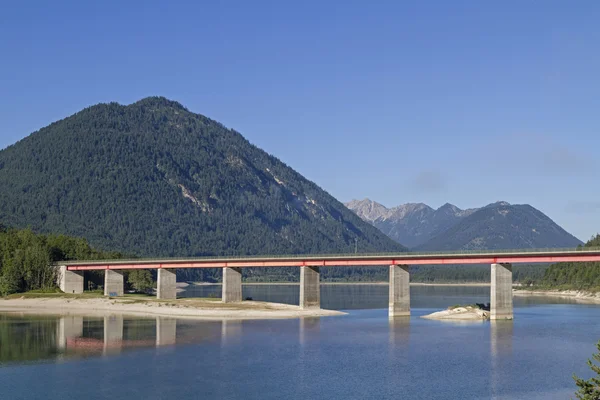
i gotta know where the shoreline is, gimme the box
[514,289,600,304]
[0,297,346,320]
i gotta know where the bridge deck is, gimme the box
[63,248,600,270]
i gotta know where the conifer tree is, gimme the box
[574,341,600,399]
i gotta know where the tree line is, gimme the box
[536,234,600,290]
[0,226,123,295]
[1,224,598,296]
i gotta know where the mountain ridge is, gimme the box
[0,96,405,258]
[345,198,582,250]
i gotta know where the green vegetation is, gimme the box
[0,226,122,295]
[0,97,402,265]
[0,97,585,285]
[415,202,582,251]
[573,340,600,399]
[532,235,600,292]
[127,270,154,293]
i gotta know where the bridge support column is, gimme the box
[157,268,177,300]
[389,265,410,318]
[300,266,320,309]
[222,267,242,303]
[491,263,513,320]
[104,270,124,297]
[56,265,84,294]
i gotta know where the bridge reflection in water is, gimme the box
[60,315,180,357]
[2,312,514,368]
[388,317,410,350]
[490,321,514,399]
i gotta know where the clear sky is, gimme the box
[1,0,599,241]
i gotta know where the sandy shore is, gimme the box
[0,297,346,320]
[513,289,600,304]
[422,306,490,320]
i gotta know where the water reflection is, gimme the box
[156,317,177,347]
[220,320,243,347]
[0,314,222,364]
[491,321,513,357]
[57,315,83,350]
[299,317,320,346]
[490,321,514,399]
[0,314,60,363]
[103,315,123,355]
[388,317,410,349]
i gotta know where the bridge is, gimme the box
[55,247,600,320]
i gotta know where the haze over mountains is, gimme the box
[0,97,403,258]
[346,199,582,250]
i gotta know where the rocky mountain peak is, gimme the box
[344,199,390,222]
[346,198,581,250]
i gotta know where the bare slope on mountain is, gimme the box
[345,199,477,247]
[0,97,404,258]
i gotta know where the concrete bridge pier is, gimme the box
[157,268,177,300]
[104,270,124,297]
[156,317,177,347]
[300,266,320,309]
[491,263,513,320]
[56,265,84,294]
[389,265,410,318]
[222,267,242,303]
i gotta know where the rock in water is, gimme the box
[421,306,490,320]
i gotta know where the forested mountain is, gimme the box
[0,97,403,262]
[347,199,582,250]
[416,202,582,251]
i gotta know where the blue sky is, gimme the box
[1,1,599,241]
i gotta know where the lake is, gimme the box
[1,285,599,399]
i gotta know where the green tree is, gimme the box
[127,270,154,293]
[0,261,22,295]
[574,341,600,399]
[0,227,124,295]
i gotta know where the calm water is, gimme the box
[1,285,599,400]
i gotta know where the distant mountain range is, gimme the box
[0,97,403,258]
[345,199,582,250]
